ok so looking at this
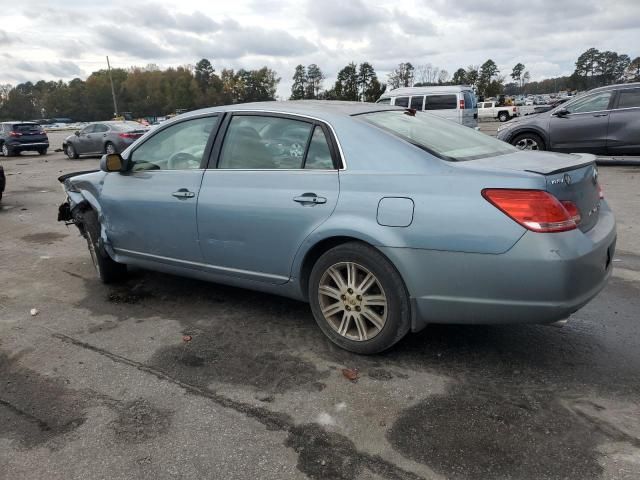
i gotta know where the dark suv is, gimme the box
[496,82,640,154]
[0,122,49,156]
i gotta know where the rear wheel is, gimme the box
[81,209,127,283]
[309,242,410,354]
[498,111,510,122]
[511,132,545,151]
[1,143,13,157]
[66,143,79,159]
[38,148,47,155]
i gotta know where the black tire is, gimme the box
[81,209,127,283]
[1,143,13,157]
[66,143,79,159]
[105,142,117,155]
[38,148,47,155]
[308,242,411,354]
[511,132,545,151]
[498,111,510,122]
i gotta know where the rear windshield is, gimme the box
[110,121,146,131]
[12,123,41,132]
[359,110,516,161]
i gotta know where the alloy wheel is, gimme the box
[1,144,8,156]
[106,143,116,154]
[318,262,388,341]
[514,138,540,150]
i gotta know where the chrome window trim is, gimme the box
[227,108,347,170]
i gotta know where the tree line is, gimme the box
[1,47,638,122]
[0,59,279,121]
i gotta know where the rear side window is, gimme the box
[617,89,640,109]
[394,97,410,108]
[304,127,334,169]
[219,116,313,169]
[376,98,391,105]
[410,96,424,110]
[425,95,457,110]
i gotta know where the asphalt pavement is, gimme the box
[0,147,639,480]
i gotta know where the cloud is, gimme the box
[125,4,221,33]
[307,0,384,30]
[0,30,15,45]
[94,25,175,59]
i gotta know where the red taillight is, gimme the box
[482,189,578,233]
[9,131,22,137]
[561,200,581,225]
[118,132,140,139]
[459,99,465,109]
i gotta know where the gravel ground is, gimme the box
[0,149,639,480]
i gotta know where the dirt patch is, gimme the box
[110,398,172,444]
[0,351,88,448]
[388,383,604,480]
[21,232,68,245]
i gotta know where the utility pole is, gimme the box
[106,56,118,118]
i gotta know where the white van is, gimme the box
[376,86,478,128]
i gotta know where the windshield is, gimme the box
[359,110,516,161]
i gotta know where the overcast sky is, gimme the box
[1,0,638,98]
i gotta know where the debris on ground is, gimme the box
[30,308,39,316]
[182,335,192,343]
[341,368,359,382]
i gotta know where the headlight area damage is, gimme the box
[56,170,99,223]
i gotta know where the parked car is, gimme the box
[376,86,478,128]
[57,101,615,354]
[477,101,519,122]
[533,97,569,114]
[62,121,148,159]
[0,122,49,156]
[497,83,640,153]
[0,163,5,201]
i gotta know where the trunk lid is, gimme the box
[460,151,601,232]
[11,123,48,144]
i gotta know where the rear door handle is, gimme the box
[293,193,327,205]
[593,113,608,117]
[172,189,196,199]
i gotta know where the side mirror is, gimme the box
[75,130,80,136]
[554,108,569,117]
[100,153,124,172]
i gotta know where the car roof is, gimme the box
[379,86,473,98]
[174,101,402,123]
[588,82,640,93]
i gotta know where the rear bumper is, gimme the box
[380,202,616,330]
[7,141,49,151]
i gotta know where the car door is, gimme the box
[197,113,340,284]
[607,87,640,154]
[75,124,95,154]
[99,114,220,264]
[461,91,477,127]
[91,123,110,152]
[548,91,614,153]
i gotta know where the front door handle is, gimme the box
[293,193,327,205]
[172,189,196,199]
[593,113,608,117]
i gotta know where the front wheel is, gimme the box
[38,148,47,155]
[511,132,545,151]
[1,143,13,157]
[66,143,79,159]
[309,242,410,354]
[81,210,127,283]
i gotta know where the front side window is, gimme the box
[394,97,410,108]
[425,95,457,110]
[81,125,95,134]
[359,110,516,161]
[616,89,640,109]
[410,96,424,110]
[94,124,109,133]
[218,116,315,169]
[131,116,218,171]
[565,92,612,114]
[377,98,391,105]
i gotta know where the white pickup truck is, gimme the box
[477,102,519,122]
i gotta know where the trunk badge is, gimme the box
[563,173,572,185]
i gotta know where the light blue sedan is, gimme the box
[58,101,616,354]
